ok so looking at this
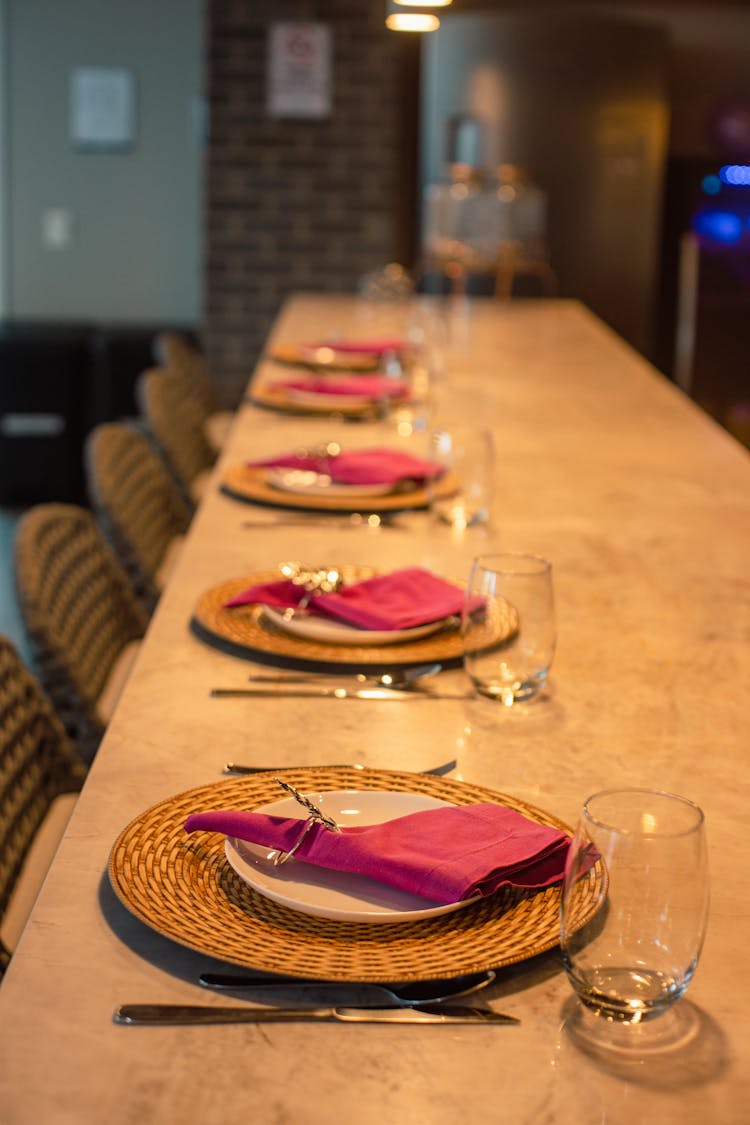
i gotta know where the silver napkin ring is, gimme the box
[272,778,341,867]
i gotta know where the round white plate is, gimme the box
[260,604,454,646]
[264,468,395,498]
[224,789,474,923]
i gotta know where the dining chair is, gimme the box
[152,331,233,452]
[85,421,192,615]
[13,504,148,765]
[0,635,86,975]
[136,367,216,506]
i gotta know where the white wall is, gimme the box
[5,0,202,324]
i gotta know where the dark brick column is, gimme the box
[204,0,418,406]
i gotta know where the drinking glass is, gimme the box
[405,304,448,387]
[429,426,495,530]
[462,552,555,704]
[561,788,709,1023]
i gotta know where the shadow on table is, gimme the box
[555,992,728,1091]
[98,873,242,983]
[99,868,572,997]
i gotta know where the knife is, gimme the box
[240,515,404,531]
[210,687,471,701]
[113,1003,519,1026]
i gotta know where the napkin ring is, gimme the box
[272,778,341,867]
[279,562,344,603]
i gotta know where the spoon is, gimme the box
[245,662,442,689]
[198,969,496,1007]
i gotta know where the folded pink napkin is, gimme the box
[224,566,479,630]
[250,447,443,486]
[184,802,571,905]
[276,375,409,400]
[307,338,406,356]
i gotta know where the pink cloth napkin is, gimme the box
[307,337,406,356]
[276,375,409,400]
[184,802,571,905]
[224,566,479,630]
[250,447,443,486]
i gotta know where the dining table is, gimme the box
[0,292,748,1124]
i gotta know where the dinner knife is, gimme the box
[113,1004,519,1026]
[210,687,471,701]
[240,515,405,531]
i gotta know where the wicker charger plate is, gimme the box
[190,566,516,672]
[220,464,458,513]
[268,344,380,372]
[108,767,604,982]
[250,381,409,419]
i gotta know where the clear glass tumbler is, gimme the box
[462,552,555,704]
[429,426,495,531]
[561,788,709,1023]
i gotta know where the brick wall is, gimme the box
[204,0,418,406]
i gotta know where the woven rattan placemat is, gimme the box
[268,344,380,372]
[220,464,458,513]
[250,382,409,418]
[190,567,516,671]
[109,767,603,981]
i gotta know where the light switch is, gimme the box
[41,208,74,249]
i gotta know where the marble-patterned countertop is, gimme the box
[1,295,748,1124]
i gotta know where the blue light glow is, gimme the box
[701,174,722,195]
[719,165,750,186]
[692,208,744,243]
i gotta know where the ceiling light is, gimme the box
[385,1,441,32]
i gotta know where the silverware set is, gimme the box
[114,969,520,1026]
[114,1004,516,1026]
[211,662,473,703]
[241,511,408,531]
[211,685,471,701]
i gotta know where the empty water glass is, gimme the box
[429,426,495,530]
[561,788,709,1024]
[462,552,555,704]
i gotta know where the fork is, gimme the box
[222,758,457,777]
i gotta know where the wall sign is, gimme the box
[71,67,136,151]
[266,23,332,120]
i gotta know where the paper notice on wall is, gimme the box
[266,23,332,120]
[70,68,136,150]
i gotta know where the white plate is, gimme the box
[260,604,454,646]
[224,789,475,923]
[264,468,395,498]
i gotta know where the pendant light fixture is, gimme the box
[385,0,451,33]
